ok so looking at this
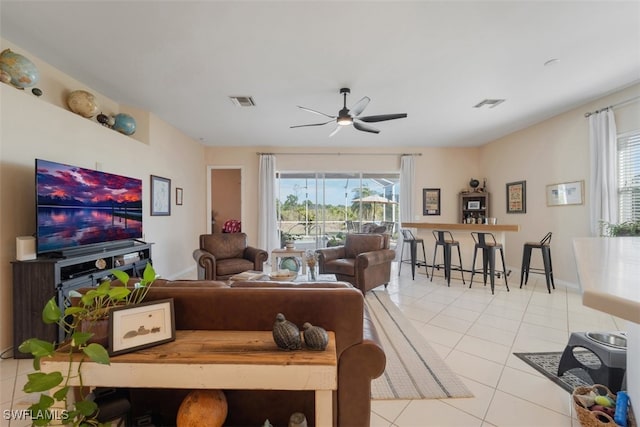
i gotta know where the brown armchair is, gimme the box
[317,233,396,294]
[193,233,268,280]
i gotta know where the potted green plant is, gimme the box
[18,263,157,426]
[601,220,640,236]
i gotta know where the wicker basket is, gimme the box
[573,384,636,427]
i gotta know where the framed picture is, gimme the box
[422,188,441,215]
[176,187,183,206]
[467,200,481,210]
[108,299,175,356]
[506,180,526,213]
[150,175,171,216]
[546,180,584,206]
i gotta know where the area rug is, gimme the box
[365,291,473,400]
[514,351,596,393]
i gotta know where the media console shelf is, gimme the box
[12,241,152,358]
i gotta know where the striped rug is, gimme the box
[366,291,473,400]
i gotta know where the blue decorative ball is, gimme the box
[112,113,136,135]
[280,257,301,273]
[0,49,39,88]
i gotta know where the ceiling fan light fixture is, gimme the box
[337,116,353,126]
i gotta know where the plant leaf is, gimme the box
[42,298,62,324]
[24,371,63,393]
[19,338,55,359]
[64,306,86,316]
[72,331,93,346]
[143,263,156,283]
[83,343,110,365]
[53,385,70,401]
[108,286,131,301]
[75,398,98,416]
[111,268,130,284]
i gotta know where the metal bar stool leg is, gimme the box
[430,244,438,282]
[419,240,429,278]
[499,247,509,292]
[542,245,553,293]
[469,245,479,288]
[455,244,465,284]
[410,240,417,279]
[520,245,532,288]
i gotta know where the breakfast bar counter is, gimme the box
[401,222,520,278]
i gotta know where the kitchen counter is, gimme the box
[402,222,520,232]
[572,237,640,324]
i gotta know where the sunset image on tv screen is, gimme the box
[36,159,143,254]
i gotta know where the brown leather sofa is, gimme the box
[126,279,386,427]
[316,233,396,294]
[193,233,268,280]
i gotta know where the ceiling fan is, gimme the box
[290,88,407,137]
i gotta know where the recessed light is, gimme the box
[544,58,560,67]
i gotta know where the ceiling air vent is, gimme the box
[473,99,505,109]
[229,96,256,107]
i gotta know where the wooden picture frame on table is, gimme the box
[108,299,175,356]
[150,175,171,216]
[506,180,526,213]
[422,188,441,215]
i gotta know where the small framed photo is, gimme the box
[506,180,526,214]
[150,175,171,216]
[422,188,441,215]
[546,180,584,206]
[467,201,481,210]
[108,299,175,356]
[176,187,183,206]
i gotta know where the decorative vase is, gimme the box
[112,113,137,135]
[272,313,302,350]
[302,322,328,351]
[67,90,99,118]
[307,266,316,281]
[0,49,39,88]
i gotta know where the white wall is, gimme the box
[0,40,207,352]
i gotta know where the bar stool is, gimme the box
[520,232,555,293]
[398,229,428,279]
[431,230,465,286]
[469,232,509,294]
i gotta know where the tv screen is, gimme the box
[36,159,143,255]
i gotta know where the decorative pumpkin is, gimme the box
[176,389,227,427]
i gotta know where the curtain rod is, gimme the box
[256,152,422,156]
[584,95,640,118]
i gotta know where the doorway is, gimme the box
[208,166,242,234]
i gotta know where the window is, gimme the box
[276,172,399,249]
[618,130,640,222]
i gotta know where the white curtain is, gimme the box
[589,109,618,236]
[258,154,279,258]
[397,155,415,259]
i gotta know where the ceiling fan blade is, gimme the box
[358,113,407,123]
[297,106,336,119]
[353,121,380,134]
[350,96,370,117]
[329,126,342,137]
[290,119,334,129]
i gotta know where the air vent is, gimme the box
[229,96,256,107]
[473,99,506,109]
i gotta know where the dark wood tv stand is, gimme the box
[11,241,152,358]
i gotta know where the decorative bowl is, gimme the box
[269,270,297,281]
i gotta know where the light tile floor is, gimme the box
[0,263,626,427]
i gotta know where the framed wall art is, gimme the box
[546,180,584,206]
[176,187,183,206]
[150,175,171,216]
[108,299,175,356]
[506,180,526,213]
[422,188,441,215]
[467,201,481,210]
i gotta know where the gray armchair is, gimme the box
[193,233,268,280]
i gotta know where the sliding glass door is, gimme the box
[277,172,399,250]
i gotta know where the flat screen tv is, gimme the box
[36,159,143,255]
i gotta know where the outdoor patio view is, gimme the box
[277,172,400,250]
